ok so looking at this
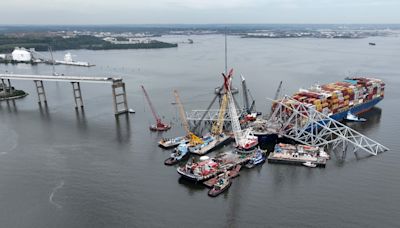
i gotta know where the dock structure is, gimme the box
[0,74,129,115]
[267,97,389,156]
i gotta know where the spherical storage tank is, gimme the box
[12,48,32,62]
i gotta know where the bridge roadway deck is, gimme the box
[0,74,122,83]
[0,74,128,115]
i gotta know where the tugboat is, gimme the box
[164,144,190,166]
[345,111,366,122]
[245,149,266,169]
[208,172,232,197]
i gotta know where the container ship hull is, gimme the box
[329,96,383,121]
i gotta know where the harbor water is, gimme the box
[0,35,400,227]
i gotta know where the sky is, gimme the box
[1,0,399,24]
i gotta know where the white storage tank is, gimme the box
[12,48,32,62]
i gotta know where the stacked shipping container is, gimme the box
[287,77,385,116]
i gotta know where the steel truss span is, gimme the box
[186,109,245,122]
[268,97,389,156]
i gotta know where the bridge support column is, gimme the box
[1,79,7,95]
[112,81,128,115]
[34,80,47,104]
[7,79,13,94]
[71,82,83,108]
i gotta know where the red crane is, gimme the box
[141,85,171,131]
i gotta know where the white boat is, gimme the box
[158,136,188,149]
[345,112,366,122]
[302,161,317,168]
[55,52,94,67]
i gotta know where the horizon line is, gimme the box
[1,23,400,27]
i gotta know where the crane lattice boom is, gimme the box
[141,85,160,124]
[211,69,233,135]
[141,85,170,131]
[173,90,203,146]
[228,89,243,145]
[226,71,258,149]
[211,93,228,135]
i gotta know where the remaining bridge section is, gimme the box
[268,97,388,156]
[0,74,129,115]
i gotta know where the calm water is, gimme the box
[1,35,400,228]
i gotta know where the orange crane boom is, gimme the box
[173,90,203,146]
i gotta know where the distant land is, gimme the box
[1,24,400,34]
[0,34,177,53]
[0,24,399,53]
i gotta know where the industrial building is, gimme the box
[11,48,32,62]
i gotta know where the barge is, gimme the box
[189,133,231,155]
[267,143,329,168]
[177,149,259,182]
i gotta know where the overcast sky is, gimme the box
[1,0,399,24]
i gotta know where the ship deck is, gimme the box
[190,135,231,155]
[267,152,326,168]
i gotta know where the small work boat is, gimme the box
[203,165,241,188]
[208,173,232,197]
[150,123,171,131]
[245,149,266,169]
[164,144,190,166]
[302,161,317,168]
[345,112,366,122]
[158,136,188,149]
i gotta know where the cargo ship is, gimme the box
[288,77,385,121]
[257,77,385,145]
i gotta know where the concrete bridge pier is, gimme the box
[112,81,128,115]
[34,80,47,104]
[71,82,84,108]
[0,79,6,95]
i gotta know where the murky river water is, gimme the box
[0,35,399,227]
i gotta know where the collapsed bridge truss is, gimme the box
[268,97,389,156]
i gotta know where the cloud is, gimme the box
[164,0,258,9]
[1,0,399,24]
